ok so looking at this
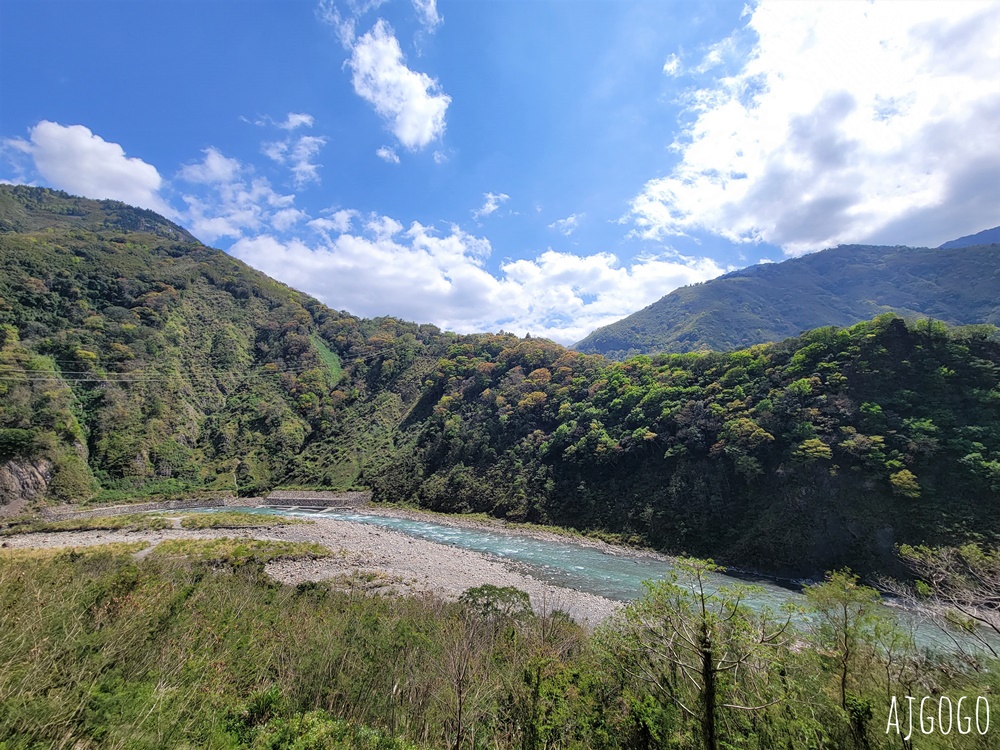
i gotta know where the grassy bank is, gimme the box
[1,541,997,749]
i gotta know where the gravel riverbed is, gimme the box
[2,510,625,627]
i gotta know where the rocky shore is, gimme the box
[2,509,624,627]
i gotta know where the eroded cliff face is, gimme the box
[0,459,52,516]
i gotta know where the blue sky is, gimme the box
[2,1,999,344]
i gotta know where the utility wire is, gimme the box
[0,342,436,385]
[2,340,425,374]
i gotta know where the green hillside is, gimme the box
[372,315,1000,576]
[2,186,999,576]
[574,242,1000,358]
[0,185,452,505]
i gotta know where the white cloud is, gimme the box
[548,213,584,236]
[412,0,441,31]
[271,207,308,232]
[317,0,390,47]
[9,121,172,215]
[433,150,448,164]
[349,19,450,150]
[263,134,327,187]
[278,112,315,130]
[376,145,400,163]
[0,138,35,185]
[662,53,681,76]
[630,0,1000,254]
[228,214,727,345]
[365,214,404,240]
[247,112,317,131]
[251,112,326,187]
[472,192,509,219]
[178,147,241,184]
[317,0,355,47]
[178,148,296,242]
[308,208,358,237]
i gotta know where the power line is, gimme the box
[0,341,427,376]
[0,342,435,385]
[0,376,168,383]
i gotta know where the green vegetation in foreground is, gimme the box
[177,511,312,529]
[148,538,329,564]
[1,544,997,749]
[0,541,149,560]
[0,513,170,536]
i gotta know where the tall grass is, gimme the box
[1,542,996,749]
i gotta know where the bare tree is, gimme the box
[895,543,1000,658]
[437,609,498,750]
[600,558,791,750]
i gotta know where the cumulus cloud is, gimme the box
[271,207,308,232]
[177,148,296,242]
[549,213,584,236]
[662,53,681,76]
[630,0,1000,254]
[229,214,726,344]
[263,134,327,187]
[317,0,389,47]
[472,192,509,219]
[7,121,171,215]
[250,112,326,187]
[348,19,450,150]
[376,145,400,163]
[178,147,241,184]
[365,214,404,240]
[247,112,317,131]
[307,208,359,237]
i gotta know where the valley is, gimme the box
[2,185,1000,749]
[2,186,1000,579]
[5,1,1000,745]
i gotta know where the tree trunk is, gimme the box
[700,622,718,750]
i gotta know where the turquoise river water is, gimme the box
[191,505,994,654]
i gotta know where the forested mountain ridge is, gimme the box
[0,185,454,507]
[574,240,1000,359]
[373,315,1000,576]
[940,224,1000,249]
[2,186,999,576]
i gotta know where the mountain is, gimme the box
[0,185,455,510]
[574,241,1000,359]
[2,186,999,577]
[939,224,1000,249]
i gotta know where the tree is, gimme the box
[437,610,498,750]
[803,570,883,711]
[600,559,791,750]
[897,544,1000,658]
[458,584,532,624]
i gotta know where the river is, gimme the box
[191,505,994,654]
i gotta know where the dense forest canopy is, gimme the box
[2,185,999,576]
